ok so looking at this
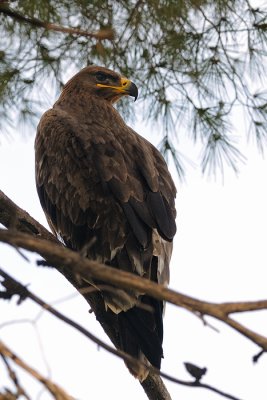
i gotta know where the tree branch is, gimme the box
[0,228,267,351]
[0,189,265,400]
[0,4,115,40]
[0,268,242,400]
[1,353,31,399]
[0,190,56,242]
[0,340,73,400]
[0,190,171,400]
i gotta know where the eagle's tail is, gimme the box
[117,295,163,380]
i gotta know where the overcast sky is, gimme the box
[1,101,267,400]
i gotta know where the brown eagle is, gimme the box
[35,66,176,380]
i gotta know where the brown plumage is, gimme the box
[35,65,176,380]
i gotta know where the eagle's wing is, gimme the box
[36,107,176,266]
[35,106,176,371]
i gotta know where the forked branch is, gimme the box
[0,189,265,400]
[0,340,73,400]
[0,227,267,352]
[0,268,242,400]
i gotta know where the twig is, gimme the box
[0,190,172,400]
[0,268,243,400]
[159,371,242,400]
[253,349,265,363]
[0,267,143,371]
[0,4,115,40]
[0,190,261,400]
[0,340,73,400]
[1,353,31,399]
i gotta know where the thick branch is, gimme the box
[219,301,267,314]
[0,268,242,400]
[0,190,266,400]
[0,228,267,352]
[0,190,56,242]
[0,4,114,40]
[0,190,170,400]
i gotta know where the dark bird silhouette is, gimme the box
[35,65,176,380]
[184,362,207,381]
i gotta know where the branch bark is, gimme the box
[0,189,266,399]
[0,4,115,40]
[0,190,171,400]
[0,267,242,400]
[1,228,267,351]
[1,352,31,400]
[0,340,73,400]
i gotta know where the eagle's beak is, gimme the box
[120,77,138,101]
[97,77,138,101]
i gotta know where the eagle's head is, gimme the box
[62,65,138,104]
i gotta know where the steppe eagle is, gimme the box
[35,66,176,380]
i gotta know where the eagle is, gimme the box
[35,66,176,380]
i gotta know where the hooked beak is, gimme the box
[120,77,138,101]
[97,77,138,101]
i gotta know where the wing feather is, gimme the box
[148,192,176,241]
[35,104,176,280]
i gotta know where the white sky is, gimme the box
[1,104,267,400]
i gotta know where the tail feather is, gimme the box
[118,295,163,370]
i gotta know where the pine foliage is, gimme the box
[0,0,267,176]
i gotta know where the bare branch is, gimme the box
[0,227,267,354]
[0,190,171,400]
[219,300,267,314]
[0,340,74,400]
[0,268,243,400]
[0,189,263,399]
[1,353,31,399]
[0,4,115,40]
[0,189,56,242]
[1,189,267,356]
[0,191,249,399]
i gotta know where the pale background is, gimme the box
[1,95,267,399]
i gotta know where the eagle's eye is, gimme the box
[95,72,107,82]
